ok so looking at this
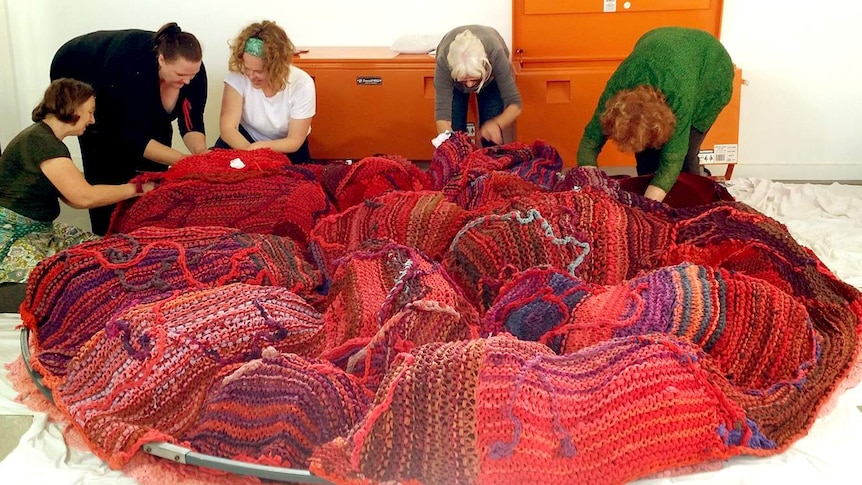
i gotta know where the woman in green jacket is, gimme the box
[577,27,734,202]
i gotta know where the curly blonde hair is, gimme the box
[600,85,676,153]
[228,20,295,93]
[446,29,492,92]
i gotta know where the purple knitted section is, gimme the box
[21,226,322,379]
[53,283,325,469]
[182,347,372,468]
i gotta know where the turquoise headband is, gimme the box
[244,37,264,57]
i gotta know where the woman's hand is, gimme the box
[479,119,504,146]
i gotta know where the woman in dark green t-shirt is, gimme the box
[0,78,153,285]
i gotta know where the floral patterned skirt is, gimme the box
[0,206,99,284]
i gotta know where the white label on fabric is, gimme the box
[229,158,246,169]
[714,144,738,163]
[604,0,617,13]
[466,123,476,137]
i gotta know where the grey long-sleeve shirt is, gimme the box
[433,25,521,121]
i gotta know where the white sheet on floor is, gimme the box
[0,177,861,484]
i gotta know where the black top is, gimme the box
[50,29,207,161]
[0,122,68,221]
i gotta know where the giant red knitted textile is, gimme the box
[52,283,326,469]
[13,138,862,484]
[181,347,373,469]
[21,226,322,380]
[110,148,332,243]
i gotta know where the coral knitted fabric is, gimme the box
[110,149,332,243]
[444,190,672,307]
[21,226,322,379]
[182,347,373,468]
[53,283,325,469]
[309,191,473,275]
[309,334,767,485]
[319,241,480,390]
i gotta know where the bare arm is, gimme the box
[480,103,521,145]
[218,84,252,150]
[182,131,208,155]
[644,185,668,203]
[436,120,453,134]
[142,140,188,167]
[248,117,312,153]
[40,157,152,209]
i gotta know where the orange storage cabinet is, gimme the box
[292,47,437,161]
[513,0,741,171]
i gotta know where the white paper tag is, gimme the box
[604,0,617,13]
[431,131,452,148]
[229,158,246,169]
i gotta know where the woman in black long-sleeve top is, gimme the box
[50,22,208,235]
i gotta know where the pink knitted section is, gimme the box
[319,241,480,391]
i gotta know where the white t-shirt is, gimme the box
[224,66,316,142]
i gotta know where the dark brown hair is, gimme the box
[600,85,676,153]
[154,22,202,62]
[32,78,95,123]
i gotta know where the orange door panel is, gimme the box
[515,62,741,168]
[294,47,437,161]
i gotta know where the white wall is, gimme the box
[1,0,860,180]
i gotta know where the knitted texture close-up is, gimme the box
[21,226,322,380]
[53,283,326,469]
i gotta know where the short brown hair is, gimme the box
[228,20,295,93]
[600,85,676,153]
[31,78,94,123]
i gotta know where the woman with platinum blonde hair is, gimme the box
[434,25,521,147]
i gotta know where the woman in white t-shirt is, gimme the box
[215,20,316,163]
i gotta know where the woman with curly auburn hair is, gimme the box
[577,27,734,203]
[215,20,315,163]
